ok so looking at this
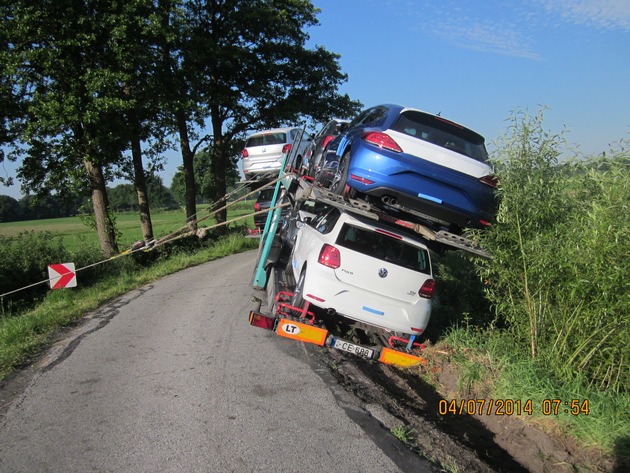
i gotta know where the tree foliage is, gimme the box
[175,0,362,227]
[108,175,176,212]
[2,0,360,248]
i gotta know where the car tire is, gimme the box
[331,151,350,196]
[291,269,306,308]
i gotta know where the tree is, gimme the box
[1,1,150,255]
[155,0,204,230]
[192,0,362,228]
[0,1,25,188]
[108,1,176,244]
[161,0,361,231]
[3,0,361,248]
[170,168,187,207]
[108,184,137,212]
[147,174,177,210]
[0,194,21,222]
[194,142,241,206]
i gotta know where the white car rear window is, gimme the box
[336,224,431,275]
[246,133,287,147]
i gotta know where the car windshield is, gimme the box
[392,111,488,162]
[336,224,431,274]
[246,133,287,147]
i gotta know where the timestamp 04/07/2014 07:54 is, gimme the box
[438,398,590,416]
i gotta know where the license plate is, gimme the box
[331,338,374,359]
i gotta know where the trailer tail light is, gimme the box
[254,202,261,211]
[242,149,249,158]
[282,144,293,154]
[362,132,403,153]
[318,244,341,269]
[249,311,275,330]
[419,279,436,299]
[479,174,498,188]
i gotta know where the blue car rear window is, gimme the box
[392,111,489,163]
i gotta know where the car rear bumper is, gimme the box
[302,268,432,335]
[346,145,497,228]
[242,157,284,175]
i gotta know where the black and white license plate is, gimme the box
[331,338,374,359]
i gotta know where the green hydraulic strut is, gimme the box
[251,155,289,289]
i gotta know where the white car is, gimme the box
[289,206,435,337]
[241,127,310,177]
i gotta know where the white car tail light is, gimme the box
[282,143,293,154]
[318,244,341,269]
[419,279,436,299]
[242,149,249,158]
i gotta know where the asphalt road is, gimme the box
[0,250,433,472]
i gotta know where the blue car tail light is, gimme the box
[362,132,403,153]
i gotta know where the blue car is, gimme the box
[326,104,498,231]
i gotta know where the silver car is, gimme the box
[241,127,310,177]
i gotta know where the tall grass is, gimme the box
[439,326,630,455]
[424,109,629,457]
[474,109,629,393]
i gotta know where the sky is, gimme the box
[307,0,630,152]
[1,0,629,199]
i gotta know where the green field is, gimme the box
[0,204,257,251]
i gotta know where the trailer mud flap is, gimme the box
[378,347,425,367]
[276,318,328,346]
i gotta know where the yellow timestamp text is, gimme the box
[438,399,589,416]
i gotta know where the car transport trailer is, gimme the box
[247,162,490,367]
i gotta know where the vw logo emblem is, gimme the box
[378,268,388,278]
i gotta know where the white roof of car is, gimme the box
[248,127,300,136]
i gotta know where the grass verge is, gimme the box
[424,326,630,463]
[0,232,259,381]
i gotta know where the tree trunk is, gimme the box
[84,159,118,257]
[130,130,154,243]
[123,83,154,244]
[176,109,197,230]
[211,114,227,234]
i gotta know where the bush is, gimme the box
[475,109,629,393]
[0,231,107,315]
[0,232,70,313]
[428,251,491,340]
